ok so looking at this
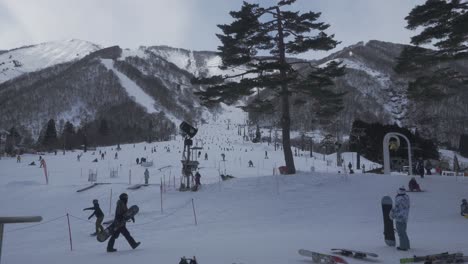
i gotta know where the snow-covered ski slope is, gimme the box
[0,39,100,84]
[0,114,467,263]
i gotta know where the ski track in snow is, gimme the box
[100,59,181,125]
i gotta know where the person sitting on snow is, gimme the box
[461,199,468,216]
[408,177,421,192]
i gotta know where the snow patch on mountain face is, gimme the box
[0,39,101,84]
[146,47,199,76]
[100,59,181,125]
[56,101,92,128]
[120,47,149,60]
[320,58,390,88]
[101,59,158,113]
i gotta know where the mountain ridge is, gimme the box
[0,39,466,148]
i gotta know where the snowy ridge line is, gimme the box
[6,214,67,233]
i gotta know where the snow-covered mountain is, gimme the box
[0,39,466,147]
[0,39,101,84]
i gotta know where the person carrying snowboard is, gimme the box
[408,177,421,192]
[83,199,104,235]
[461,199,468,216]
[107,193,140,252]
[390,187,410,251]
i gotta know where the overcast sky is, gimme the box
[1,0,423,59]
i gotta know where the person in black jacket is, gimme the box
[83,199,104,235]
[107,193,140,252]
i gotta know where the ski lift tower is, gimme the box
[179,121,199,191]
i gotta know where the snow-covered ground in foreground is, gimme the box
[1,117,467,264]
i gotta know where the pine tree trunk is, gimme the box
[276,7,296,174]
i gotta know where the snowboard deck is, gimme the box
[331,248,378,258]
[381,196,396,246]
[76,183,98,192]
[97,205,139,242]
[299,249,348,264]
[400,252,462,263]
[433,256,468,264]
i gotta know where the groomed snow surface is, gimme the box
[1,118,467,264]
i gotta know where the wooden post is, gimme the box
[129,170,132,185]
[0,216,42,263]
[0,223,3,263]
[191,199,197,226]
[66,213,73,251]
[109,189,113,215]
[160,182,163,214]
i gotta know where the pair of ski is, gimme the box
[400,252,466,264]
[298,249,378,264]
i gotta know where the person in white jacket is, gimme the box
[390,186,410,251]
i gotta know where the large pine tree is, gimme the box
[193,0,344,174]
[395,0,468,99]
[42,119,58,149]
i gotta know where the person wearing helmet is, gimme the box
[107,193,140,252]
[83,199,104,236]
[461,199,468,216]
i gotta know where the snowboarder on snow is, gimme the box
[83,199,104,235]
[408,177,421,192]
[461,199,468,216]
[204,153,208,160]
[390,187,410,251]
[248,160,254,167]
[107,193,140,252]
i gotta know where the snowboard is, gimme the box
[434,256,468,264]
[298,249,348,264]
[331,248,378,259]
[400,252,462,263]
[97,205,139,242]
[381,196,396,246]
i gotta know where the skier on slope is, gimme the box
[107,193,140,252]
[83,199,104,235]
[390,187,410,251]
